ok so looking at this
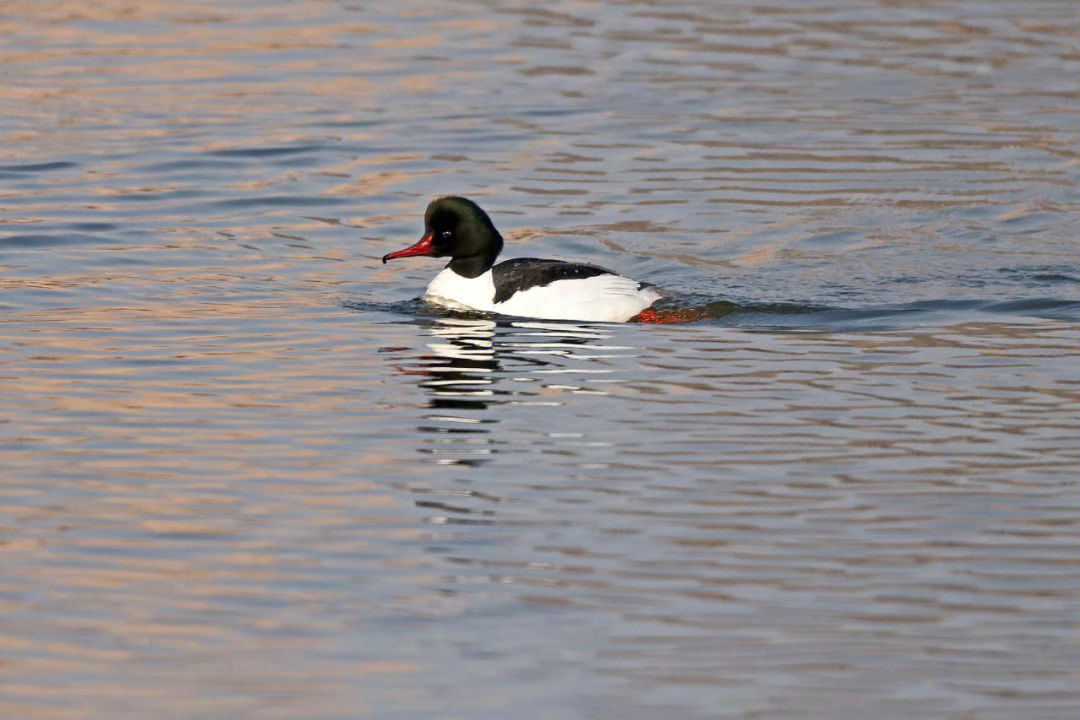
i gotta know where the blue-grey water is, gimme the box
[3,2,1080,718]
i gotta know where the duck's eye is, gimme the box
[441,230,453,240]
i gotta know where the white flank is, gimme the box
[423,266,662,322]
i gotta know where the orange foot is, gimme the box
[631,307,709,324]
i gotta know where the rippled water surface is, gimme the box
[4,1,1080,718]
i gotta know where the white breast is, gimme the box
[423,267,662,322]
[424,268,498,312]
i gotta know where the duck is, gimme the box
[381,196,665,322]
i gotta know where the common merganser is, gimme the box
[382,196,665,322]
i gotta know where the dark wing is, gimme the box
[491,258,616,304]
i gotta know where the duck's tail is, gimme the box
[630,306,710,324]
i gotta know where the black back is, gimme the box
[491,258,614,304]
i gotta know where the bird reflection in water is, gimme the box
[411,315,617,424]
[403,315,620,524]
[419,317,502,417]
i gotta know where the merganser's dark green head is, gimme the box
[382,196,503,278]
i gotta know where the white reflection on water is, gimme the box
[408,317,628,467]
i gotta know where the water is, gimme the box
[3,1,1080,718]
